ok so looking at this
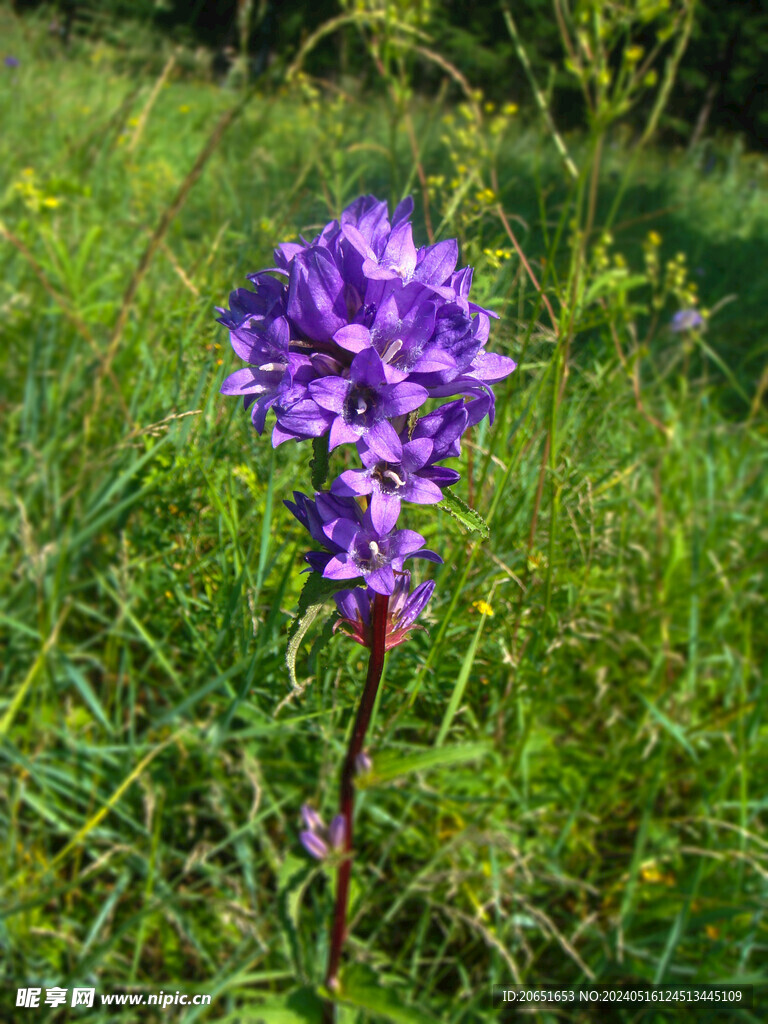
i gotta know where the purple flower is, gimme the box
[670,309,704,332]
[284,491,441,590]
[334,571,436,650]
[331,436,459,534]
[321,503,441,596]
[4,56,19,69]
[299,805,347,861]
[309,347,427,461]
[283,491,358,574]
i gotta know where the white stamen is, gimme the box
[383,469,405,488]
[369,541,380,558]
[356,398,368,415]
[381,339,403,364]
[259,362,283,373]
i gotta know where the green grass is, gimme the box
[1,9,767,1024]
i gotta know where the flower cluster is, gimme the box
[218,195,515,640]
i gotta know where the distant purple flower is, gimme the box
[670,309,704,332]
[299,805,347,861]
[4,56,19,69]
[334,571,435,650]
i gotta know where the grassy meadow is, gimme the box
[1,7,767,1023]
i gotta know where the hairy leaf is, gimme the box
[309,434,330,491]
[437,486,490,539]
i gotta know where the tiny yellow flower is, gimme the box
[625,45,644,63]
[648,230,662,246]
[22,167,35,177]
[473,599,494,617]
[178,104,191,114]
[502,103,518,116]
[640,863,664,884]
[42,197,61,209]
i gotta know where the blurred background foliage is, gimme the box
[9,0,768,147]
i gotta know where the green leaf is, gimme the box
[338,964,440,1024]
[277,854,315,977]
[436,608,490,746]
[309,434,330,491]
[636,693,699,762]
[436,487,489,539]
[583,270,648,306]
[61,655,114,735]
[249,986,326,1024]
[285,573,354,689]
[358,742,490,788]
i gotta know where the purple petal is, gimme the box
[410,349,457,375]
[414,239,459,287]
[323,516,361,551]
[470,351,517,383]
[323,555,363,581]
[388,529,427,558]
[349,347,388,388]
[341,223,377,262]
[274,242,305,269]
[392,196,414,226]
[220,367,279,395]
[408,548,443,564]
[331,469,373,498]
[329,815,347,851]
[421,465,461,487]
[367,564,396,595]
[300,831,328,860]
[334,323,372,354]
[329,416,362,450]
[309,377,350,413]
[301,805,324,831]
[402,476,443,505]
[275,399,333,438]
[287,247,347,342]
[401,437,434,471]
[370,492,401,534]
[398,580,435,629]
[335,587,371,625]
[382,220,417,279]
[366,419,403,461]
[382,382,428,417]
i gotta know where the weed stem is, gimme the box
[324,590,389,1017]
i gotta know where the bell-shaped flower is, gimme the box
[308,348,427,462]
[334,571,436,650]
[321,505,441,596]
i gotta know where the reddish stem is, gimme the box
[323,591,389,1014]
